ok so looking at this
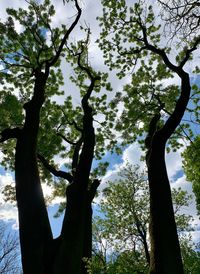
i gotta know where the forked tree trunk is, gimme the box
[54,75,97,274]
[10,46,98,274]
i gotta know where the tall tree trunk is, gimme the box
[81,180,100,274]
[54,77,96,274]
[54,182,87,274]
[15,71,53,274]
[146,135,183,274]
[143,65,190,273]
[15,133,53,274]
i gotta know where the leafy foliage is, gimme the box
[92,163,197,273]
[181,236,200,274]
[0,1,200,272]
[158,0,200,40]
[0,0,66,170]
[97,0,200,151]
[0,1,115,192]
[182,135,200,214]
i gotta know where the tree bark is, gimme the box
[1,2,82,272]
[146,135,183,274]
[53,183,87,274]
[81,202,93,274]
[54,74,97,274]
[15,71,53,274]
[143,56,191,273]
[141,233,150,266]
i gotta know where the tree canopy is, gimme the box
[92,163,199,274]
[0,0,199,273]
[183,135,200,213]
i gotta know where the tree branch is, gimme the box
[57,132,77,145]
[137,20,193,143]
[48,0,82,67]
[158,71,191,141]
[139,22,180,74]
[37,153,73,183]
[179,37,200,68]
[0,128,21,142]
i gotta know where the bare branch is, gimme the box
[48,0,82,67]
[57,132,77,145]
[158,0,200,38]
[138,22,180,74]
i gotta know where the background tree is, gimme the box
[98,1,200,272]
[182,135,200,213]
[92,163,199,274]
[0,222,22,274]
[158,0,200,39]
[180,237,200,274]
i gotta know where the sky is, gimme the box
[0,0,199,250]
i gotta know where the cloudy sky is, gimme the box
[0,0,199,247]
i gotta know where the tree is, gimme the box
[158,0,200,39]
[98,1,200,272]
[92,163,198,274]
[180,237,200,274]
[0,222,22,274]
[98,164,150,268]
[182,135,200,213]
[0,1,111,273]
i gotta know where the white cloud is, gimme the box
[96,143,145,194]
[171,175,198,219]
[0,173,18,224]
[100,141,190,194]
[100,141,185,187]
[166,149,184,180]
[42,182,65,205]
[122,143,145,168]
[0,204,18,223]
